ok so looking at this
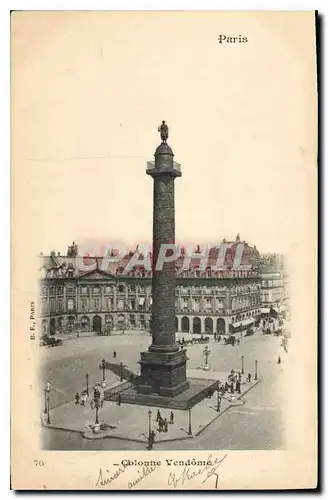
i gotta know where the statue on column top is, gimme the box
[158,120,169,143]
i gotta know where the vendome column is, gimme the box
[138,122,190,397]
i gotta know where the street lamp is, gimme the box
[216,393,222,412]
[147,410,155,450]
[91,392,101,425]
[99,360,107,388]
[254,360,258,380]
[148,409,152,438]
[85,373,89,396]
[241,356,244,375]
[203,345,211,371]
[44,381,50,413]
[188,407,192,435]
[46,396,51,425]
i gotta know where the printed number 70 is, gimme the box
[34,460,45,467]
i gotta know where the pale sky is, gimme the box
[12,11,317,257]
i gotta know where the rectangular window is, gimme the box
[57,298,64,312]
[93,298,101,310]
[105,287,111,294]
[81,287,88,294]
[67,298,75,311]
[107,298,112,310]
[41,298,47,315]
[49,298,56,313]
[81,298,88,311]
[93,287,100,294]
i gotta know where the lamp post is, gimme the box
[86,373,89,396]
[46,396,51,425]
[91,396,100,425]
[120,362,124,382]
[148,409,152,438]
[216,394,222,412]
[99,360,107,388]
[188,407,192,435]
[95,402,100,425]
[44,381,50,413]
[101,360,106,381]
[241,355,244,375]
[255,359,258,380]
[203,345,211,371]
[147,410,154,450]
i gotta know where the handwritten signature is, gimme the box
[95,463,128,488]
[95,463,157,489]
[128,464,158,489]
[168,453,228,489]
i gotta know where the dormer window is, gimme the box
[68,269,74,278]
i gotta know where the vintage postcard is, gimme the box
[11,10,318,490]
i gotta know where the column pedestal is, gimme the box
[138,348,190,397]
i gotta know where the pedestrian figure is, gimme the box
[156,409,162,422]
[74,392,80,404]
[224,381,229,392]
[113,350,117,359]
[230,382,234,394]
[217,395,221,412]
[247,373,252,383]
[238,371,242,383]
[117,394,121,406]
[169,411,174,424]
[236,380,241,394]
[163,418,168,433]
[147,430,156,450]
[158,418,163,432]
[278,355,281,364]
[80,392,87,406]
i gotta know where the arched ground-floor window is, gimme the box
[217,317,226,335]
[205,317,213,334]
[193,317,201,334]
[182,316,190,333]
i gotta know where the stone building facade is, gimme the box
[259,254,288,309]
[39,239,262,337]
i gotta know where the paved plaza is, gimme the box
[41,329,288,450]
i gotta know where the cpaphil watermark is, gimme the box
[74,242,257,276]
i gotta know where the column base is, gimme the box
[138,349,190,397]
